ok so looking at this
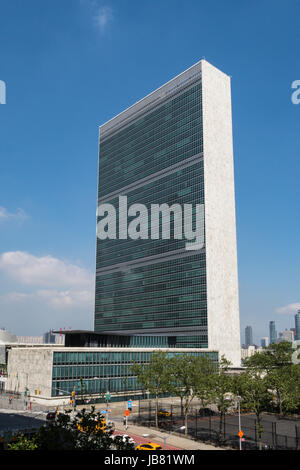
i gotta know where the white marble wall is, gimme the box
[5,347,53,398]
[201,60,241,367]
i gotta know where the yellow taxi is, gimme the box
[158,408,171,417]
[240,408,249,414]
[136,442,163,451]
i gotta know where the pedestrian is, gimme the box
[9,395,13,405]
[123,416,126,429]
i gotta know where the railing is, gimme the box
[133,400,300,450]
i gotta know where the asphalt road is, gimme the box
[0,410,46,433]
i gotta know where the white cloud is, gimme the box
[3,292,33,302]
[0,206,27,222]
[36,289,93,308]
[0,251,93,288]
[0,251,94,334]
[81,0,114,32]
[94,6,113,31]
[276,303,300,315]
[1,289,93,309]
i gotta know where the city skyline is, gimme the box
[242,315,300,347]
[0,1,299,343]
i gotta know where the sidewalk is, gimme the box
[117,422,224,450]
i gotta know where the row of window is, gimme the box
[97,167,205,266]
[51,349,219,397]
[97,267,206,288]
[96,278,207,297]
[52,377,140,396]
[100,158,205,201]
[99,161,205,208]
[99,144,203,197]
[100,115,202,175]
[95,251,207,332]
[100,84,202,154]
[98,84,202,197]
[95,317,207,329]
[99,128,203,192]
[53,349,215,365]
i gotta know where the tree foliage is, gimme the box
[245,341,300,415]
[209,356,235,442]
[132,350,172,428]
[169,354,215,435]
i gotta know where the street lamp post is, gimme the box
[225,394,242,450]
[236,396,242,451]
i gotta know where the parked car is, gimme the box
[112,434,135,445]
[198,407,215,417]
[158,408,171,417]
[240,408,249,414]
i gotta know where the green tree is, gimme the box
[209,356,234,443]
[246,341,295,371]
[8,434,38,450]
[245,342,300,416]
[234,370,270,450]
[170,354,215,435]
[132,351,172,428]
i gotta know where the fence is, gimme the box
[133,400,300,450]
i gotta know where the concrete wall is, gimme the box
[201,60,241,367]
[5,347,53,399]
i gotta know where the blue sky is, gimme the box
[0,0,299,342]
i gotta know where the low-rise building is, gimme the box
[5,331,218,405]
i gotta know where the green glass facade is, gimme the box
[95,78,207,347]
[51,349,218,397]
[98,83,203,198]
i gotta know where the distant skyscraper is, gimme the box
[269,321,277,344]
[295,311,300,341]
[281,329,294,343]
[43,330,56,344]
[261,337,269,348]
[245,326,253,347]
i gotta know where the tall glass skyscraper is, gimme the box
[245,326,253,347]
[95,60,241,366]
[269,321,277,344]
[295,311,300,341]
